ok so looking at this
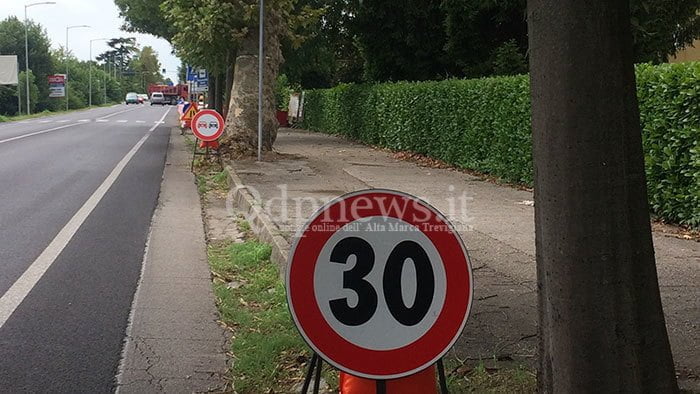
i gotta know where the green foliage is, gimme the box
[636,62,700,227]
[275,74,294,110]
[282,0,364,88]
[18,71,39,114]
[630,0,700,63]
[441,0,528,78]
[353,0,450,81]
[304,62,700,227]
[304,76,533,183]
[0,17,54,111]
[114,0,177,41]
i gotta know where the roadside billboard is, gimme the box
[48,74,66,98]
[0,55,19,85]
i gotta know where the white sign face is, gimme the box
[287,189,473,380]
[314,216,448,351]
[193,113,220,138]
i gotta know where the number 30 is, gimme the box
[329,237,435,327]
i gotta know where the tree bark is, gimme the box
[223,52,235,119]
[207,73,216,110]
[215,70,225,113]
[222,8,282,157]
[528,1,678,392]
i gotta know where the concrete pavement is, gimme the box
[115,127,227,393]
[228,128,699,390]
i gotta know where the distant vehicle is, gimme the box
[125,92,139,105]
[147,83,189,105]
[150,92,166,106]
[137,94,148,103]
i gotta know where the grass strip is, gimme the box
[208,238,336,392]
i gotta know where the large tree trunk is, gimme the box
[528,1,678,392]
[223,8,282,157]
[207,74,216,110]
[223,52,235,119]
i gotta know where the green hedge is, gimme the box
[303,62,700,228]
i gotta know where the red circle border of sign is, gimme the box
[191,109,225,142]
[286,189,473,380]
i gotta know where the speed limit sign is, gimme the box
[286,189,473,380]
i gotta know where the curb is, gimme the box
[224,164,291,278]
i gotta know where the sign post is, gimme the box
[287,189,473,391]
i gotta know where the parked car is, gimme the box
[125,92,139,105]
[150,92,166,106]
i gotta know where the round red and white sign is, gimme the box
[191,109,225,141]
[286,189,473,380]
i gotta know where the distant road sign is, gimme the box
[286,189,473,380]
[191,109,224,141]
[48,75,66,98]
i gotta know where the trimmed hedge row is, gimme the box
[303,62,700,228]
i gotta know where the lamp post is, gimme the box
[65,24,90,110]
[103,61,107,103]
[88,38,107,107]
[24,1,56,115]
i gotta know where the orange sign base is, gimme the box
[339,367,437,394]
[198,140,220,149]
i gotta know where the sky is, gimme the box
[1,0,180,82]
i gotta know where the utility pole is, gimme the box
[257,0,264,162]
[528,0,678,392]
[65,24,90,110]
[24,1,56,115]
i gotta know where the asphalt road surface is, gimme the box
[0,105,175,392]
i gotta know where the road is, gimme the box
[0,105,175,392]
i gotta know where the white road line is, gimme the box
[136,120,145,123]
[57,120,70,123]
[39,120,50,123]
[97,107,139,120]
[0,123,80,145]
[117,120,128,123]
[0,107,171,329]
[79,119,90,122]
[96,119,109,123]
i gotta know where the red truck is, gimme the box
[147,83,189,105]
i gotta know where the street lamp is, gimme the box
[88,38,108,107]
[24,1,56,115]
[65,24,90,110]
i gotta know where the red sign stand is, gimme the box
[190,109,225,171]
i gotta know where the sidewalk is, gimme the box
[228,128,699,389]
[115,127,227,393]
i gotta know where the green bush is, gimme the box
[637,63,700,227]
[303,62,700,228]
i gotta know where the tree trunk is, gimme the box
[223,53,235,119]
[207,74,216,110]
[215,70,224,113]
[528,1,678,392]
[222,8,282,157]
